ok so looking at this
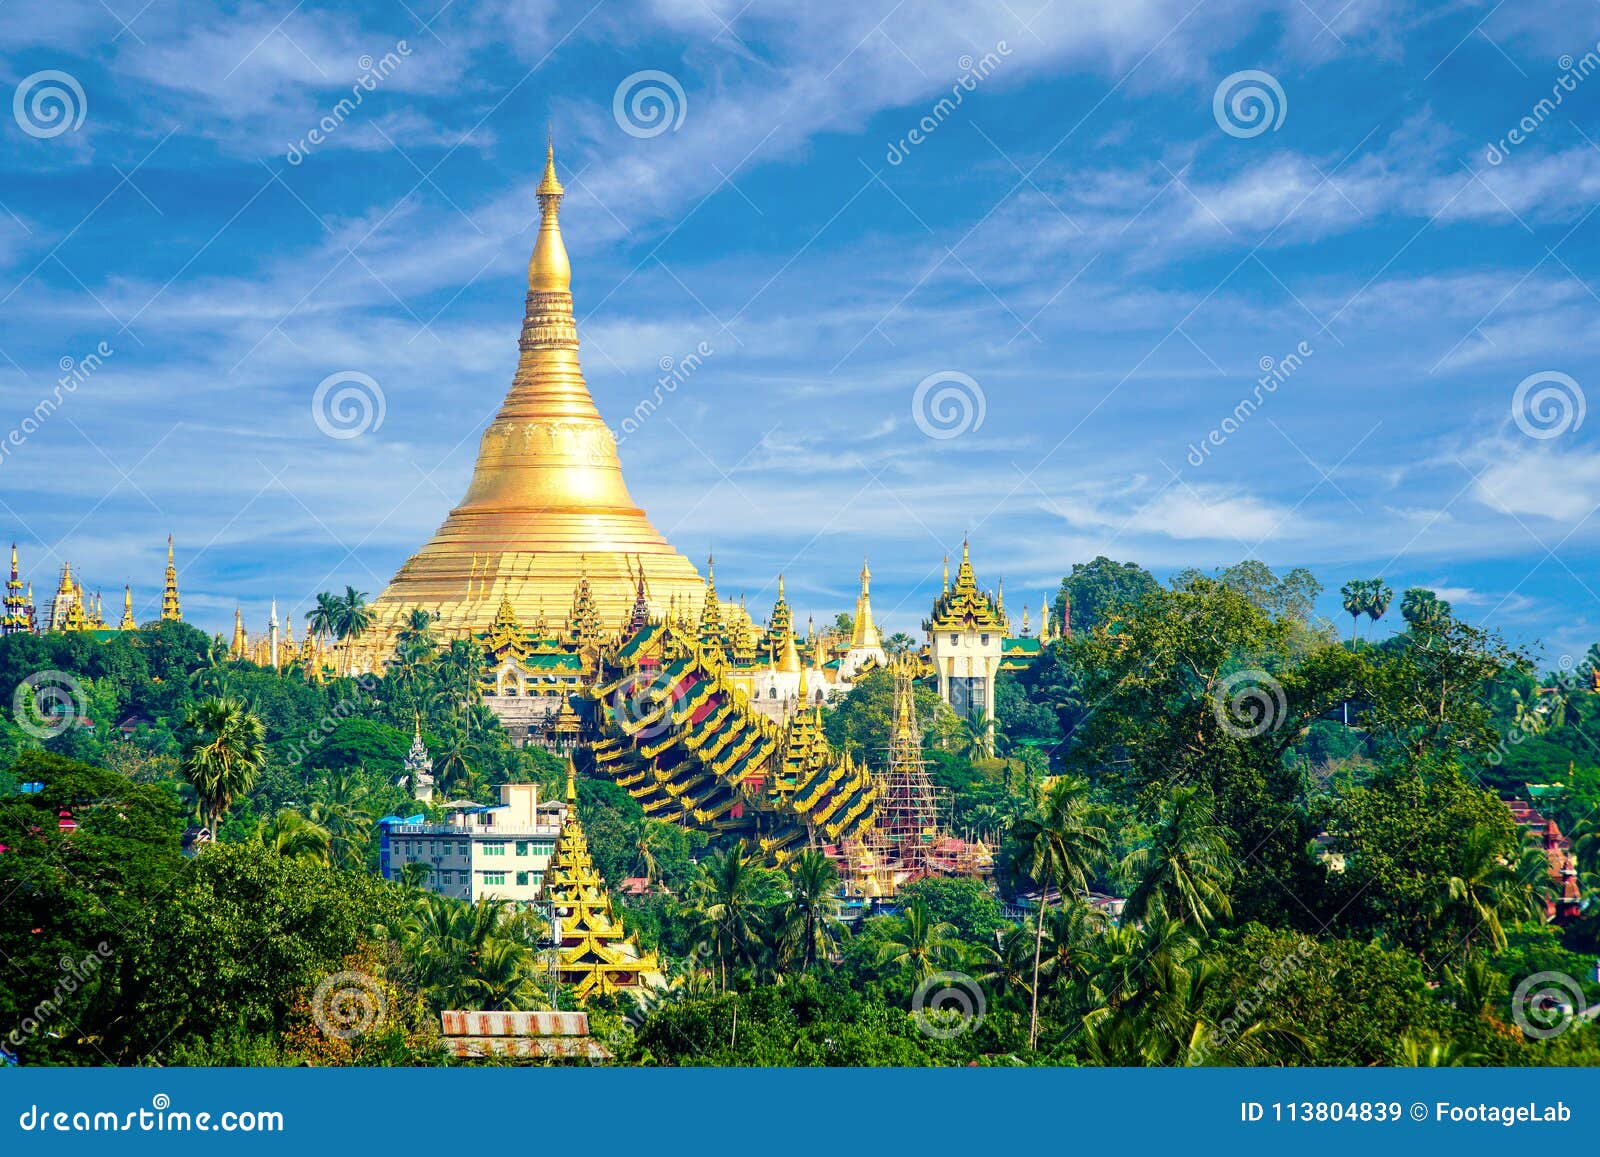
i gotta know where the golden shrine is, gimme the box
[545,759,664,1000]
[356,143,706,668]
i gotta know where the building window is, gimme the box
[483,872,507,886]
[950,635,959,646]
[980,634,989,645]
[516,841,528,856]
[483,842,507,856]
[516,871,529,886]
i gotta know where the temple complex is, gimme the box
[355,142,708,668]
[4,540,188,639]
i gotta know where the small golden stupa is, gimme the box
[361,141,705,664]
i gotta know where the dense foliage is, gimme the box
[3,560,1599,1066]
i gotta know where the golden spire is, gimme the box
[363,139,707,658]
[161,535,182,621]
[851,555,882,650]
[530,137,570,294]
[566,754,578,805]
[942,554,950,592]
[119,585,135,630]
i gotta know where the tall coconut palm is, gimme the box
[777,849,844,974]
[1010,775,1109,1049]
[179,696,267,833]
[876,900,964,982]
[1121,786,1236,934]
[334,585,374,675]
[1339,580,1367,641]
[1363,579,1394,635]
[690,840,764,990]
[306,591,341,642]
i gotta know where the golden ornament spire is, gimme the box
[851,555,882,650]
[119,585,135,630]
[161,535,182,621]
[365,139,704,659]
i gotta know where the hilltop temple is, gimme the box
[3,538,184,638]
[354,143,708,668]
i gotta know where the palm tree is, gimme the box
[306,591,341,642]
[1121,786,1236,934]
[1084,952,1304,1065]
[1363,579,1394,635]
[464,939,542,1010]
[334,585,374,675]
[956,714,1001,760]
[969,802,1007,843]
[179,696,267,833]
[884,632,917,658]
[776,850,844,974]
[254,808,331,863]
[1010,775,1109,1049]
[633,820,672,888]
[876,900,963,982]
[1401,587,1452,631]
[1340,580,1367,641]
[310,767,374,871]
[690,840,765,990]
[1436,824,1528,957]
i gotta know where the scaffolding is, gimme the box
[877,655,939,871]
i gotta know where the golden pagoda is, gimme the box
[161,535,182,621]
[851,557,882,651]
[119,585,136,630]
[544,759,663,1001]
[2,544,33,635]
[360,142,704,666]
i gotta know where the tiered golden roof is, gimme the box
[590,617,880,861]
[361,142,705,664]
[927,539,1004,632]
[2,544,34,635]
[544,759,662,1001]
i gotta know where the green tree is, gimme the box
[1009,775,1109,1049]
[1121,786,1235,933]
[775,850,844,974]
[875,900,964,982]
[180,696,268,832]
[1055,556,1159,635]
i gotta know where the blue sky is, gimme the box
[1,0,1598,662]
